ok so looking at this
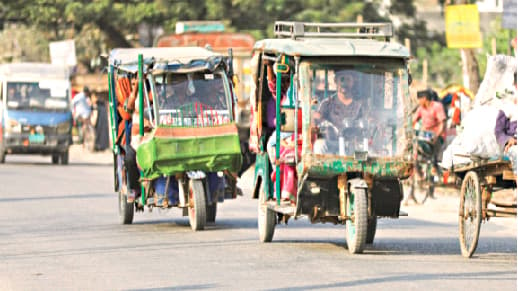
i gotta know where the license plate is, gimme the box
[29,133,45,144]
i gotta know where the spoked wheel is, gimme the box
[118,158,134,224]
[188,179,207,231]
[459,171,482,258]
[345,187,368,254]
[410,163,432,204]
[206,203,217,223]
[258,182,276,242]
[366,216,377,244]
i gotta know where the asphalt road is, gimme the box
[0,147,516,290]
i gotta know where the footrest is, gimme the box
[267,201,296,215]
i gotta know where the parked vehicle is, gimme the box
[0,63,72,164]
[107,47,242,230]
[454,158,516,258]
[249,22,413,253]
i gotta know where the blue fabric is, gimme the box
[154,176,179,204]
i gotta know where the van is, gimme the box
[0,63,73,164]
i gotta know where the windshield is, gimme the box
[154,72,232,127]
[6,81,69,111]
[306,59,410,158]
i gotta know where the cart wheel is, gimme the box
[188,179,206,231]
[366,216,377,244]
[60,150,69,165]
[52,154,59,164]
[206,203,217,223]
[410,163,430,204]
[345,187,368,254]
[459,171,482,258]
[258,182,275,243]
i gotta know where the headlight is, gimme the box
[57,121,71,134]
[5,119,21,133]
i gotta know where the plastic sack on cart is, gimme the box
[474,55,516,107]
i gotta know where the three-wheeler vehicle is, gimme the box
[107,47,242,230]
[249,22,413,253]
[454,157,516,257]
[0,63,73,164]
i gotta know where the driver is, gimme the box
[313,70,364,154]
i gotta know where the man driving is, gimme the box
[313,69,364,154]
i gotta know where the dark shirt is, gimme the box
[318,94,363,127]
[495,110,517,150]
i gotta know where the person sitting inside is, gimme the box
[495,75,517,176]
[313,69,363,154]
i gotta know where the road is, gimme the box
[0,146,516,290]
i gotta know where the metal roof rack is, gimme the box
[273,21,393,40]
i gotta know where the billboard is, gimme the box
[445,4,482,48]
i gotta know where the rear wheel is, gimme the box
[258,182,276,243]
[410,163,431,204]
[345,187,368,254]
[366,216,377,244]
[459,171,482,258]
[118,163,134,224]
[0,144,5,163]
[60,150,69,165]
[188,179,206,231]
[52,154,59,164]
[206,203,217,223]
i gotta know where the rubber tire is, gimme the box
[345,187,368,254]
[258,182,276,243]
[118,187,134,225]
[0,145,5,163]
[206,203,217,223]
[410,163,430,204]
[60,150,69,165]
[366,216,378,244]
[52,154,60,164]
[188,179,207,231]
[459,171,482,258]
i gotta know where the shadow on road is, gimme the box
[266,270,516,291]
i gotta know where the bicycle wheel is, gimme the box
[458,171,482,258]
[410,163,429,204]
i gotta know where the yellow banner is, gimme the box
[445,4,482,48]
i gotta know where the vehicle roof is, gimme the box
[109,47,225,73]
[0,63,70,80]
[253,38,410,59]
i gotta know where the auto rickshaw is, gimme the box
[249,22,414,253]
[107,47,242,231]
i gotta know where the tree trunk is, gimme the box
[96,18,133,48]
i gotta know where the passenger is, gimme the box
[263,59,291,164]
[495,74,517,176]
[313,70,364,154]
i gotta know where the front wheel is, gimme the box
[52,154,59,164]
[258,182,276,243]
[459,171,482,258]
[206,203,217,223]
[118,187,134,225]
[345,187,368,254]
[60,150,69,165]
[410,163,432,204]
[366,216,377,244]
[188,179,207,231]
